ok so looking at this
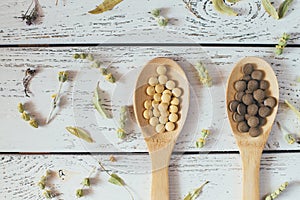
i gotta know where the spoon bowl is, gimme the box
[226,57,279,200]
[133,57,190,200]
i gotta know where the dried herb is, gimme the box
[18,102,38,128]
[264,182,288,200]
[66,126,94,143]
[76,189,83,198]
[284,100,300,120]
[46,71,68,124]
[22,68,36,97]
[262,0,279,19]
[278,0,294,18]
[151,9,160,17]
[275,33,290,55]
[89,0,123,14]
[117,106,127,139]
[195,62,212,87]
[196,129,211,148]
[93,82,111,118]
[38,170,54,198]
[212,0,237,16]
[100,68,116,83]
[150,9,169,27]
[98,161,134,200]
[19,0,44,25]
[109,155,117,162]
[75,168,95,198]
[276,122,296,144]
[183,181,209,200]
[82,178,91,187]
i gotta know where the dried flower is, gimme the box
[43,190,54,199]
[76,189,83,198]
[183,181,209,200]
[196,129,211,148]
[195,62,212,87]
[91,60,101,68]
[264,182,288,200]
[109,155,117,162]
[29,119,38,128]
[275,33,290,55]
[151,9,160,17]
[18,103,24,113]
[150,8,168,27]
[73,53,80,59]
[19,0,44,26]
[82,178,90,187]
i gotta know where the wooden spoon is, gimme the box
[226,57,279,200]
[133,57,190,200]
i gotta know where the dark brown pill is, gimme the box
[259,106,271,118]
[242,75,251,82]
[233,112,245,122]
[253,89,266,102]
[247,116,260,128]
[237,103,246,115]
[251,70,264,80]
[245,114,251,121]
[242,63,254,75]
[247,80,259,91]
[238,121,250,132]
[249,127,262,137]
[245,89,253,94]
[242,94,254,105]
[247,104,259,116]
[260,80,269,90]
[259,117,267,126]
[229,100,239,112]
[264,97,277,108]
[235,92,245,101]
[234,80,247,92]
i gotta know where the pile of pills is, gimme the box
[228,63,277,137]
[143,65,182,133]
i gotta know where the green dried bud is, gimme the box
[40,175,47,182]
[21,112,30,121]
[86,54,94,61]
[100,68,108,75]
[105,73,116,83]
[91,61,101,68]
[196,138,205,148]
[37,181,45,189]
[76,189,83,198]
[18,103,24,113]
[157,17,168,26]
[151,9,160,17]
[29,119,38,128]
[43,190,53,199]
[82,178,90,186]
[282,33,290,40]
[285,134,295,144]
[275,47,283,55]
[58,71,68,82]
[117,128,126,139]
[80,53,87,59]
[73,53,80,59]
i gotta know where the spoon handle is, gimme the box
[240,147,263,200]
[151,166,169,200]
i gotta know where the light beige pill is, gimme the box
[169,113,179,122]
[159,116,168,124]
[148,76,158,86]
[162,90,172,95]
[156,124,165,133]
[161,93,171,103]
[165,80,176,90]
[153,109,160,117]
[155,84,164,93]
[152,101,159,109]
[165,122,175,131]
[157,65,167,75]
[153,93,161,102]
[160,110,169,117]
[149,117,159,126]
[143,109,153,119]
[171,97,179,105]
[169,105,178,113]
[146,86,155,96]
[158,103,168,112]
[158,75,168,85]
[172,88,182,97]
[144,100,152,109]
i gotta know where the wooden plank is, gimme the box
[0,153,299,199]
[0,46,300,152]
[0,0,299,44]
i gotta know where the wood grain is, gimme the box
[0,153,300,199]
[0,0,299,45]
[0,46,300,152]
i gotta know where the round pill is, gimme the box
[148,76,158,86]
[143,109,152,119]
[229,100,239,112]
[158,103,168,111]
[171,97,179,105]
[247,116,259,128]
[253,89,266,102]
[264,97,277,108]
[247,104,258,116]
[234,80,247,92]
[156,124,165,133]
[242,75,251,82]
[247,80,259,92]
[172,88,182,97]
[251,70,264,80]
[259,117,267,126]
[235,92,245,102]
[153,93,161,102]
[242,63,254,75]
[158,75,168,85]
[237,103,246,115]
[157,65,167,75]
[153,109,160,117]
[233,112,244,122]
[160,110,169,117]
[152,101,159,109]
[161,93,171,103]
[149,117,159,126]
[249,127,262,137]
[166,80,176,90]
[169,105,178,113]
[163,90,172,95]
[146,86,155,96]
[260,80,269,90]
[237,121,250,132]
[259,106,271,118]
[144,100,152,109]
[159,116,168,124]
[245,114,251,121]
[169,113,179,122]
[165,122,175,131]
[155,84,164,93]
[242,94,254,106]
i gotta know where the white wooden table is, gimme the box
[1,0,300,199]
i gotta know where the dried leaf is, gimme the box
[66,126,94,143]
[212,0,238,16]
[88,0,123,14]
[278,0,294,19]
[108,173,125,186]
[93,82,110,118]
[261,0,279,19]
[184,181,209,200]
[195,62,212,87]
